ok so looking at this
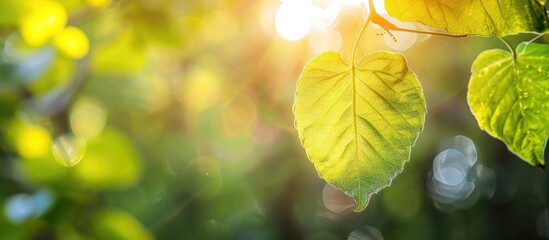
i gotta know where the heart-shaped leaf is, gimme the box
[294,51,426,211]
[468,42,549,167]
[385,0,549,36]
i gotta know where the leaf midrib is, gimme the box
[351,64,360,204]
[511,52,527,128]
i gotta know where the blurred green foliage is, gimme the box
[0,0,548,239]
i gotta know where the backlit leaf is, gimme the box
[468,42,549,166]
[385,0,549,36]
[294,51,426,211]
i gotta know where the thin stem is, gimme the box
[499,37,516,59]
[351,16,372,66]
[387,27,468,38]
[367,0,376,13]
[526,32,547,44]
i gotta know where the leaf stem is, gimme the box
[525,31,548,45]
[351,16,372,67]
[499,37,516,60]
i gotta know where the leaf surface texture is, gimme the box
[385,0,549,36]
[294,51,426,210]
[468,43,549,166]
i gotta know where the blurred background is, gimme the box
[0,0,548,239]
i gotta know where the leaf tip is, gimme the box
[352,197,368,212]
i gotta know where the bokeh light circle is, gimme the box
[275,1,312,41]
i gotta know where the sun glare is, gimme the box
[372,0,386,14]
[274,0,387,41]
[275,1,312,41]
[273,0,418,51]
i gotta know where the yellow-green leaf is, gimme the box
[468,42,549,167]
[294,51,426,211]
[385,0,549,36]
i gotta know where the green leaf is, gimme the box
[468,42,549,167]
[385,0,549,36]
[294,51,426,211]
[94,208,153,240]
